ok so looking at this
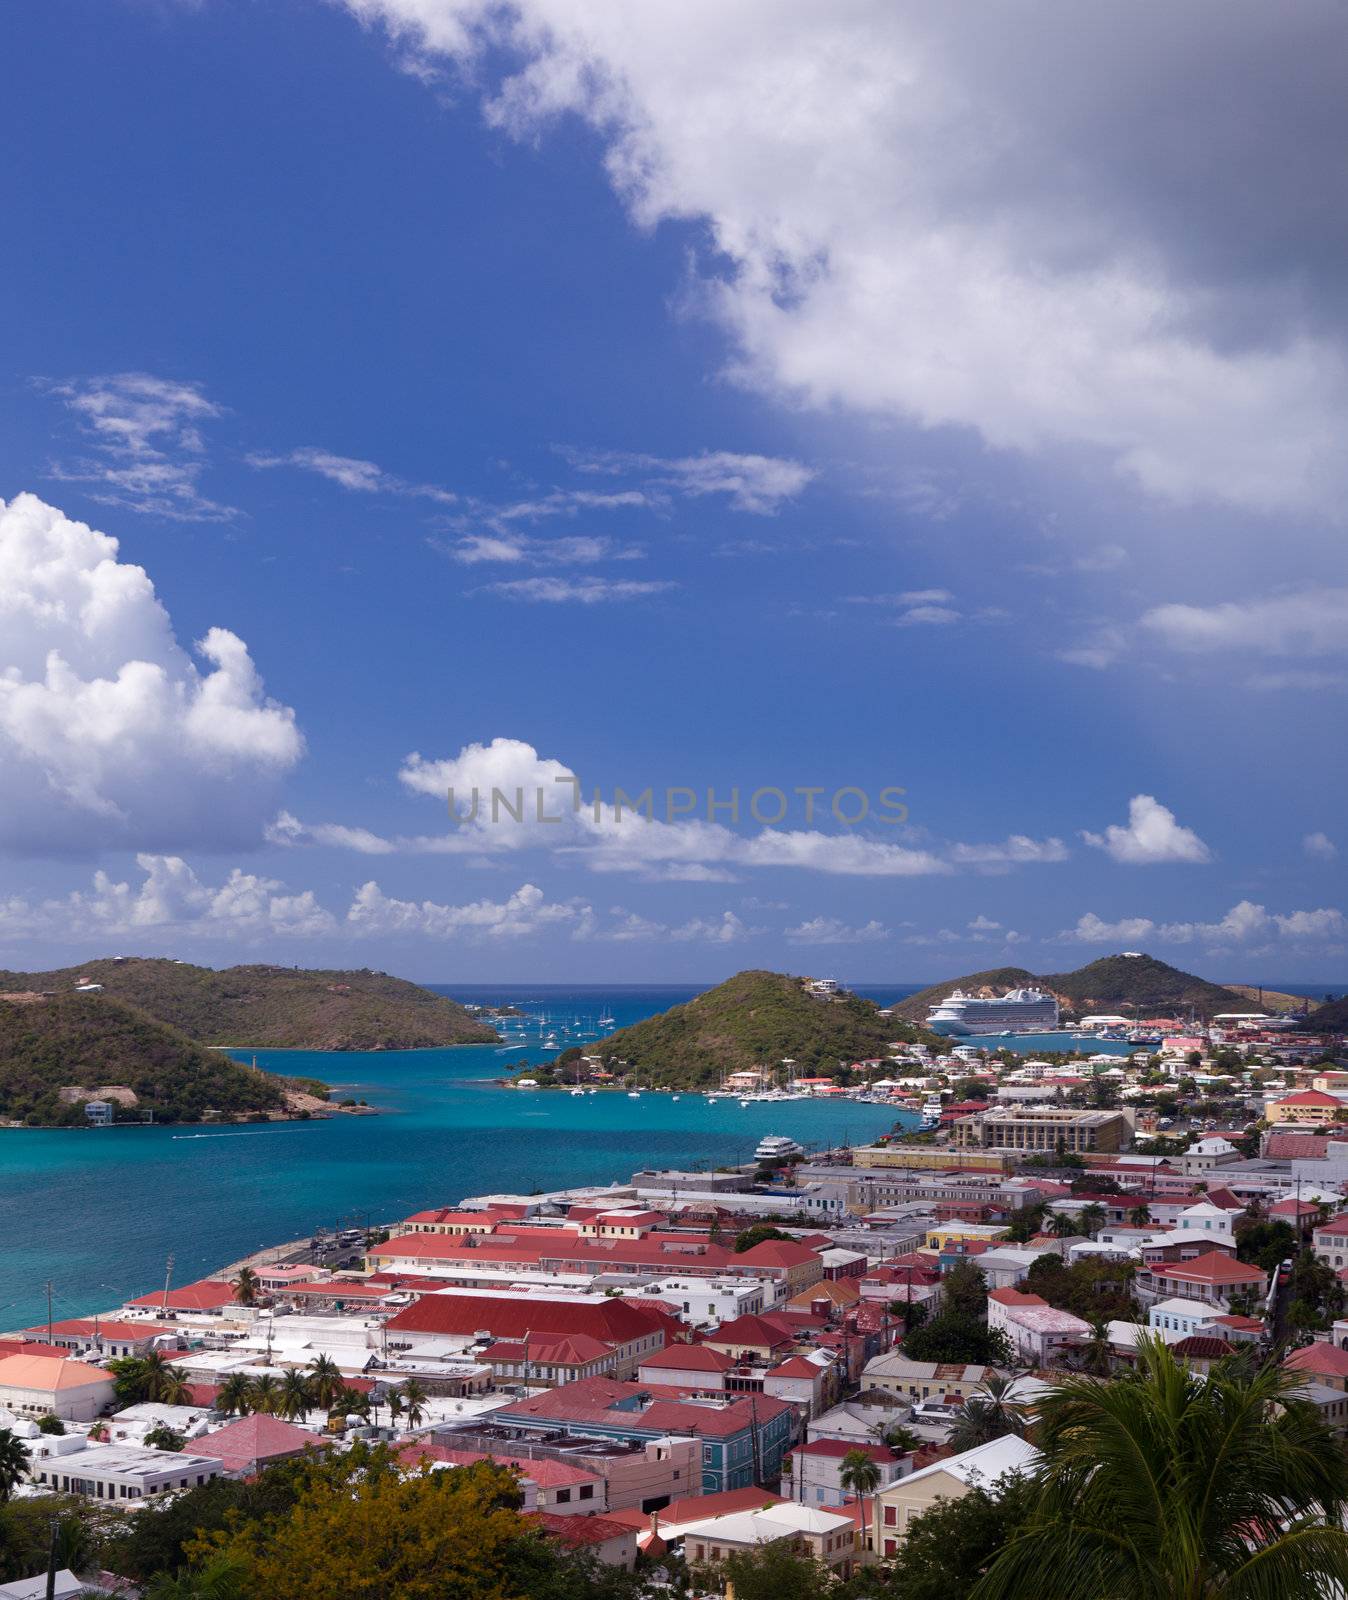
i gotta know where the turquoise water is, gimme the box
[0,987,914,1334]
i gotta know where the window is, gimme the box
[579,1485,594,1500]
[883,1505,897,1526]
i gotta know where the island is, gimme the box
[0,958,500,1051]
[531,968,945,1090]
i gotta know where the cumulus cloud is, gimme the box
[949,835,1070,870]
[1305,831,1339,861]
[0,493,304,854]
[1141,589,1348,657]
[1081,795,1212,865]
[41,373,235,521]
[784,916,888,944]
[1060,899,1347,945]
[344,1,1348,518]
[346,879,590,939]
[0,854,335,941]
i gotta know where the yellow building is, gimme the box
[921,1222,1011,1252]
[1266,1089,1343,1125]
[950,1106,1130,1155]
[869,1437,1040,1559]
[852,1145,1013,1174]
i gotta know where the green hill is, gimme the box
[0,993,307,1127]
[894,954,1253,1024]
[0,958,499,1051]
[1302,994,1348,1035]
[591,969,942,1088]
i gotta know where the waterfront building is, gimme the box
[950,1105,1132,1155]
[0,1353,115,1422]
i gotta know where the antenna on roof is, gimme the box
[161,1254,175,1316]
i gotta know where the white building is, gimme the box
[1148,1297,1220,1339]
[641,1275,774,1322]
[0,1354,115,1423]
[29,1441,225,1502]
[986,1289,1090,1364]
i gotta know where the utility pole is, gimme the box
[45,1516,58,1600]
[46,1280,53,1345]
[160,1254,175,1316]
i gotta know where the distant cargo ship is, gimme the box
[926,986,1059,1037]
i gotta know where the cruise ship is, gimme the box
[925,986,1059,1037]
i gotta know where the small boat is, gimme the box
[628,1090,641,1099]
[672,1095,680,1102]
[569,1088,585,1097]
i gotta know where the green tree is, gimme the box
[232,1267,260,1307]
[734,1224,793,1253]
[942,1260,989,1321]
[0,1430,31,1502]
[215,1373,254,1418]
[839,1448,882,1553]
[144,1424,187,1452]
[398,1379,429,1429]
[700,1537,829,1600]
[143,1554,252,1600]
[1127,1204,1152,1227]
[106,1350,190,1406]
[1003,1203,1048,1245]
[36,1413,65,1435]
[306,1355,344,1412]
[868,1471,1039,1600]
[248,1375,281,1416]
[949,1376,1030,1453]
[972,1337,1348,1600]
[1077,1203,1107,1238]
[904,1315,1013,1368]
[277,1370,314,1422]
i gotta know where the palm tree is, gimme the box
[232,1266,260,1307]
[399,1379,429,1429]
[1127,1204,1152,1227]
[972,1336,1348,1600]
[386,1390,404,1430]
[307,1354,344,1411]
[949,1374,1030,1454]
[1078,1203,1107,1238]
[1072,1320,1114,1377]
[0,1428,31,1501]
[248,1374,281,1415]
[143,1555,250,1600]
[142,1349,191,1406]
[839,1447,882,1556]
[215,1372,254,1417]
[277,1369,314,1421]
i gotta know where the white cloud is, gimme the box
[949,835,1070,869]
[1247,670,1348,692]
[785,916,888,944]
[1141,589,1348,657]
[893,603,961,627]
[247,446,456,504]
[444,533,643,566]
[1305,831,1339,861]
[478,576,674,603]
[344,1,1348,518]
[567,449,813,514]
[0,494,303,854]
[1081,795,1212,865]
[346,879,589,939]
[266,812,396,856]
[1060,899,1347,945]
[42,373,234,521]
[0,854,335,941]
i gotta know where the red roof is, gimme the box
[792,1438,897,1462]
[26,1319,169,1341]
[199,1414,325,1472]
[524,1512,634,1550]
[495,1378,792,1438]
[395,1443,600,1487]
[126,1279,237,1311]
[704,1314,795,1350]
[604,1486,789,1531]
[1284,1342,1348,1378]
[1264,1134,1329,1160]
[640,1345,735,1373]
[1276,1089,1341,1107]
[1170,1336,1236,1360]
[484,1333,613,1365]
[0,1340,67,1359]
[1151,1251,1265,1286]
[385,1292,669,1345]
[987,1288,1047,1307]
[1314,1213,1348,1235]
[768,1356,825,1380]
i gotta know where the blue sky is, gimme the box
[1,0,1345,983]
